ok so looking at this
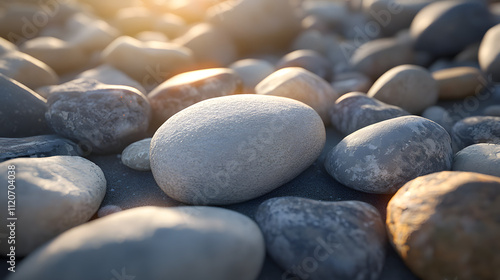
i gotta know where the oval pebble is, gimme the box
[0,135,81,162]
[432,67,484,100]
[421,106,455,133]
[229,58,275,93]
[479,23,500,82]
[276,49,333,81]
[150,95,325,205]
[452,143,500,177]
[451,116,500,152]
[121,138,151,171]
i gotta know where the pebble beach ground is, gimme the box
[1,0,500,279]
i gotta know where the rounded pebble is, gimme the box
[451,116,500,152]
[121,138,151,171]
[452,143,500,177]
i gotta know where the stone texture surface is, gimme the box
[256,197,386,280]
[150,95,325,205]
[0,156,106,256]
[387,171,500,280]
[0,135,81,162]
[9,206,265,280]
[121,138,151,171]
[432,67,485,100]
[325,116,453,194]
[451,116,500,152]
[452,143,500,177]
[479,23,500,82]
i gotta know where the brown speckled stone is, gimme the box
[387,171,500,280]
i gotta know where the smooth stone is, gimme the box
[148,68,242,129]
[330,92,409,135]
[452,143,500,177]
[45,79,151,154]
[9,206,265,280]
[421,106,454,133]
[455,43,480,63]
[432,67,484,100]
[74,0,138,18]
[150,95,325,205]
[173,23,237,67]
[76,64,147,95]
[136,31,169,42]
[367,64,438,114]
[291,29,328,55]
[96,205,123,218]
[229,58,275,93]
[0,156,106,256]
[410,1,493,57]
[325,116,453,194]
[276,49,333,81]
[0,74,51,137]
[0,37,16,54]
[121,138,151,171]
[256,67,340,124]
[0,135,81,162]
[483,105,500,116]
[351,38,415,81]
[256,197,386,280]
[153,13,187,39]
[331,72,372,96]
[451,116,500,152]
[64,13,119,52]
[302,1,348,31]
[387,171,500,280]
[479,23,500,82]
[0,50,58,89]
[112,7,156,36]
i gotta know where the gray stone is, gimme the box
[276,50,333,81]
[45,79,151,154]
[9,206,265,280]
[479,23,500,82]
[256,197,386,280]
[0,156,106,256]
[331,72,372,96]
[421,106,455,133]
[121,138,151,171]
[325,116,453,194]
[483,105,500,116]
[367,64,438,114]
[0,37,16,54]
[410,1,493,57]
[453,143,500,177]
[0,50,58,89]
[150,95,325,205]
[0,74,51,137]
[229,59,275,93]
[451,116,500,152]
[330,92,409,135]
[0,135,81,162]
[76,64,147,95]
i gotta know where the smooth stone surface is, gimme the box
[121,138,151,171]
[256,197,386,280]
[9,206,265,280]
[387,171,500,280]
[479,23,500,82]
[410,1,493,57]
[148,68,242,129]
[0,156,106,256]
[331,72,372,96]
[432,67,484,100]
[325,116,453,194]
[483,105,500,116]
[451,116,500,152]
[367,64,438,114]
[452,143,500,177]
[330,92,409,135]
[421,106,454,133]
[0,74,51,137]
[76,64,147,95]
[150,95,326,205]
[256,67,340,124]
[229,59,275,93]
[0,50,58,89]
[45,79,151,154]
[63,13,119,52]
[0,135,81,162]
[276,50,333,81]
[0,37,17,54]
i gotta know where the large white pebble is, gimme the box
[150,95,325,205]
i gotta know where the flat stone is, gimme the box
[121,138,151,171]
[330,92,409,135]
[256,67,340,124]
[432,67,485,100]
[453,143,500,177]
[229,59,275,93]
[325,116,453,194]
[0,135,81,162]
[451,116,500,152]
[276,50,333,81]
[45,79,151,154]
[421,106,454,133]
[331,72,372,96]
[387,171,500,280]
[150,95,325,205]
[9,206,265,280]
[367,64,438,114]
[0,156,106,256]
[479,23,500,82]
[0,50,58,89]
[256,197,386,280]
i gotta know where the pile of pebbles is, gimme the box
[1,0,500,279]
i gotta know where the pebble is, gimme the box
[432,67,484,100]
[411,1,493,57]
[9,206,265,280]
[387,171,500,280]
[479,23,500,82]
[0,37,17,54]
[96,205,123,218]
[121,138,151,171]
[325,116,453,194]
[76,64,147,95]
[45,79,151,154]
[0,135,81,162]
[483,105,500,116]
[112,7,156,36]
[451,116,500,152]
[0,50,58,89]
[367,64,438,114]
[255,197,386,280]
[0,74,51,137]
[256,67,340,124]
[0,156,106,256]
[135,31,168,43]
[452,143,500,177]
[150,95,325,205]
[330,72,372,96]
[148,68,242,128]
[229,59,275,93]
[421,106,455,133]
[276,50,333,81]
[330,92,409,135]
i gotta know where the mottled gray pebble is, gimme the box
[453,143,500,177]
[0,135,81,162]
[452,116,500,152]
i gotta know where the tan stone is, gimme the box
[0,50,58,89]
[433,67,485,100]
